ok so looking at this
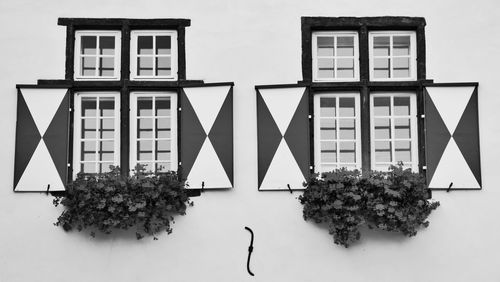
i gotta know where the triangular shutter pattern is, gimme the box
[14,88,70,192]
[424,85,481,189]
[180,86,233,189]
[257,87,310,190]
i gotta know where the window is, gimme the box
[74,31,121,80]
[370,93,418,171]
[314,93,361,173]
[312,32,359,81]
[73,92,121,177]
[130,92,178,173]
[369,31,416,81]
[130,30,178,80]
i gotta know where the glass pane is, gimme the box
[99,57,114,76]
[137,97,153,116]
[337,36,354,56]
[138,36,153,54]
[82,119,96,139]
[100,163,113,173]
[320,141,336,151]
[156,97,171,116]
[337,58,354,78]
[81,141,96,161]
[373,36,390,56]
[156,36,171,55]
[138,57,153,76]
[156,152,171,162]
[375,141,392,162]
[393,57,410,78]
[393,36,410,56]
[339,98,355,117]
[137,118,153,138]
[339,119,355,139]
[99,36,115,55]
[394,97,410,115]
[100,119,114,138]
[321,128,336,140]
[99,98,114,117]
[320,98,336,117]
[157,162,170,172]
[137,140,153,160]
[395,118,411,138]
[100,140,114,151]
[318,58,334,69]
[156,57,171,76]
[81,36,96,55]
[373,97,391,116]
[337,69,354,78]
[320,118,335,130]
[317,36,334,56]
[321,152,336,163]
[81,162,96,174]
[395,141,411,162]
[373,58,390,78]
[156,118,171,138]
[81,57,96,76]
[374,118,391,139]
[156,140,170,151]
[339,142,355,163]
[318,69,334,79]
[138,162,154,172]
[81,98,97,117]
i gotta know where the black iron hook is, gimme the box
[244,226,255,276]
[287,184,293,194]
[447,182,453,193]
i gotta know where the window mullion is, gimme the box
[95,97,100,173]
[333,36,337,79]
[390,96,395,166]
[152,96,157,173]
[335,97,340,166]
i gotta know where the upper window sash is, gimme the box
[369,31,417,81]
[74,31,121,81]
[130,30,178,81]
[312,31,360,82]
[314,92,362,173]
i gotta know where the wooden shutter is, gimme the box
[180,85,233,189]
[424,84,481,190]
[256,86,310,190]
[14,88,70,192]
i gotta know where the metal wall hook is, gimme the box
[244,226,255,276]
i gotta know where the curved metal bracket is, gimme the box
[244,226,255,276]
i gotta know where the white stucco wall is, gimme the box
[1,0,499,281]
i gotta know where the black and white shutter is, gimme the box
[14,88,70,192]
[424,84,481,189]
[180,85,233,189]
[256,86,310,190]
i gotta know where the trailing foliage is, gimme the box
[299,165,439,247]
[53,166,192,240]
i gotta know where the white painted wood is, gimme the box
[186,138,231,189]
[21,88,67,135]
[183,86,230,134]
[260,138,306,190]
[426,86,475,133]
[259,87,305,134]
[429,138,480,189]
[15,140,65,191]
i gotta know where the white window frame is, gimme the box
[74,31,121,81]
[130,30,178,81]
[370,92,418,172]
[130,92,178,173]
[369,31,417,81]
[73,92,121,178]
[312,31,360,82]
[314,92,362,173]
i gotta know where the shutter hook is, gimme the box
[201,181,205,193]
[244,226,255,276]
[447,182,453,192]
[287,184,293,194]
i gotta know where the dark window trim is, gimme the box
[301,16,427,82]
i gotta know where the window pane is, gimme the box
[317,36,334,56]
[138,162,154,172]
[138,36,153,54]
[339,119,355,139]
[320,98,336,117]
[339,142,355,163]
[156,140,170,151]
[82,119,96,139]
[321,152,336,163]
[373,58,390,78]
[99,57,114,76]
[337,36,354,56]
[81,162,96,174]
[318,58,334,69]
[321,128,336,140]
[137,97,153,116]
[100,119,114,138]
[395,141,411,162]
[318,69,334,79]
[339,98,355,117]
[81,36,96,55]
[100,163,113,173]
[81,57,96,76]
[137,140,153,160]
[99,139,114,161]
[137,118,153,138]
[138,57,153,76]
[99,98,114,117]
[156,151,171,162]
[157,162,170,172]
[320,141,336,151]
[395,118,411,138]
[373,36,390,56]
[374,118,391,139]
[99,36,115,55]
[81,98,97,117]
[156,97,171,116]
[373,97,391,116]
[375,141,392,162]
[156,118,171,138]
[156,57,171,76]
[337,58,354,78]
[320,118,335,130]
[156,36,171,55]
[393,36,410,56]
[393,57,410,78]
[81,141,96,161]
[394,97,410,115]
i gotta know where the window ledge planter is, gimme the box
[299,165,440,247]
[53,166,192,240]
